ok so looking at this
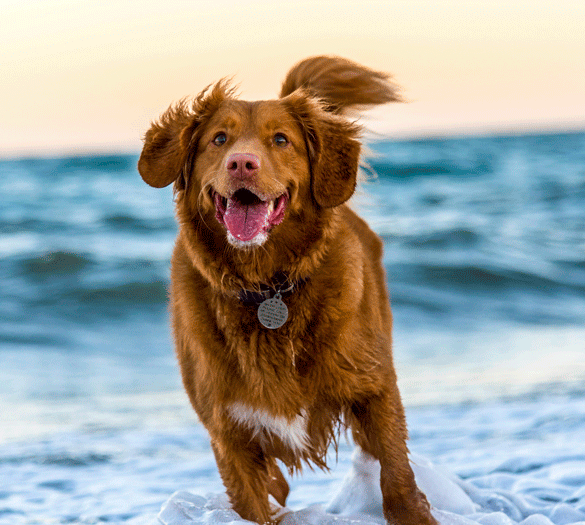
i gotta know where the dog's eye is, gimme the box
[273,133,289,147]
[212,132,227,146]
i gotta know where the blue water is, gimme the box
[1,130,585,524]
[1,131,585,406]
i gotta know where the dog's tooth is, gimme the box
[267,200,275,214]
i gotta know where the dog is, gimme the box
[138,55,437,525]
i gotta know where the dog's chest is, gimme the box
[227,402,309,454]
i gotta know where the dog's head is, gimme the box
[138,81,361,250]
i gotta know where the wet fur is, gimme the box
[138,56,436,525]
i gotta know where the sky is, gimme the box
[1,0,584,157]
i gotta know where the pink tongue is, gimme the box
[224,198,270,242]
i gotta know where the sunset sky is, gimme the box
[1,0,583,157]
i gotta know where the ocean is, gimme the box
[1,130,584,524]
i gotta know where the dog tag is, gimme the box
[258,293,288,329]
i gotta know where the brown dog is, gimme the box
[138,56,436,525]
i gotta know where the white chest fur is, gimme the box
[228,402,309,454]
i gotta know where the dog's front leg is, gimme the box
[350,393,438,525]
[211,436,274,524]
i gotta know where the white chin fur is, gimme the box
[227,231,268,249]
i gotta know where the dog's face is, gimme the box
[138,84,362,251]
[193,99,312,248]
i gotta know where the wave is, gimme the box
[0,452,111,467]
[413,262,568,292]
[367,136,500,179]
[8,154,137,174]
[368,130,585,180]
[398,228,482,248]
[0,332,69,348]
[102,213,176,233]
[7,251,169,323]
[369,158,494,179]
[71,280,169,307]
[388,258,585,326]
[7,238,585,327]
[54,154,137,173]
[22,251,94,276]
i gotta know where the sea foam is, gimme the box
[156,446,585,525]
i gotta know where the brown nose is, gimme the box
[226,153,260,179]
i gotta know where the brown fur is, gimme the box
[138,55,436,525]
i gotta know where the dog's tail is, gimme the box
[279,55,401,113]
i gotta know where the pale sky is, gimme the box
[1,0,584,157]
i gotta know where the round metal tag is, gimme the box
[257,293,288,329]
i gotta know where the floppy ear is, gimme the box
[310,115,361,208]
[138,101,196,188]
[138,80,233,189]
[284,92,361,208]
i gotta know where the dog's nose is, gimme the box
[226,153,260,179]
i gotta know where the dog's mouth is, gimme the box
[213,188,289,246]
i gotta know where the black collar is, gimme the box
[238,271,309,306]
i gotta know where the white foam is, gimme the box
[5,392,585,525]
[155,442,585,525]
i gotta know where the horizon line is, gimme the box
[1,123,583,162]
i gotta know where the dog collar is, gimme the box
[238,271,308,306]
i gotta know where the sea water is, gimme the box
[0,131,584,524]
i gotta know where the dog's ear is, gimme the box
[311,115,361,208]
[138,81,232,189]
[284,92,361,208]
[138,101,196,188]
